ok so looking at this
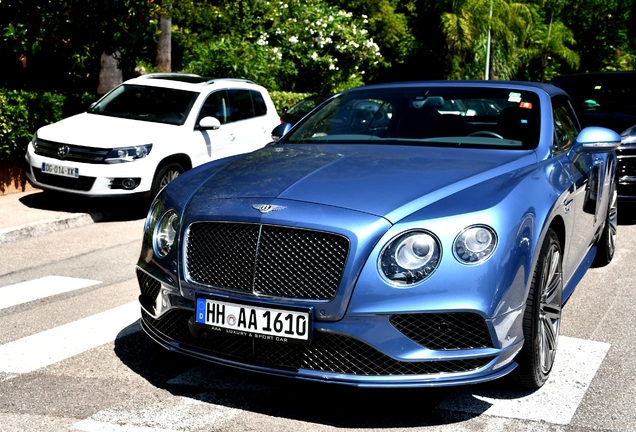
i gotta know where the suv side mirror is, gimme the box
[197,116,221,130]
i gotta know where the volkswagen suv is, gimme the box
[25,73,280,199]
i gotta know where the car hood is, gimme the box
[36,113,179,147]
[188,144,537,223]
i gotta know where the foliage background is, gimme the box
[0,0,634,162]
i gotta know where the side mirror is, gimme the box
[573,126,621,153]
[197,116,221,130]
[271,122,292,141]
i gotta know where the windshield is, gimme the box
[281,86,540,150]
[89,84,198,125]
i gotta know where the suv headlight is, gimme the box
[379,230,441,286]
[104,144,152,163]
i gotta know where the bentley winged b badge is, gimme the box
[252,204,286,214]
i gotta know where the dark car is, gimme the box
[137,81,621,389]
[280,94,331,125]
[551,72,636,200]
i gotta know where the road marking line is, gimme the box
[0,276,101,311]
[74,419,182,432]
[0,301,140,374]
[437,336,610,425]
[74,396,242,432]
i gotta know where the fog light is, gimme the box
[122,178,137,189]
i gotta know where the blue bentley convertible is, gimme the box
[137,81,620,389]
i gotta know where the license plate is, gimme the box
[195,297,311,345]
[42,162,79,178]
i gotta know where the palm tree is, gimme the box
[440,0,532,80]
[524,17,579,82]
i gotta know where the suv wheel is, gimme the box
[152,163,184,197]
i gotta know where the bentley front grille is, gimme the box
[185,222,349,301]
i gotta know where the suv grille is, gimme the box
[185,222,349,300]
[34,138,110,163]
[390,313,493,350]
[142,309,495,376]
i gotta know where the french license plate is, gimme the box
[195,297,311,345]
[42,162,79,178]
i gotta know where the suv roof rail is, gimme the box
[203,78,256,86]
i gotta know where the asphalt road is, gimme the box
[1,201,636,431]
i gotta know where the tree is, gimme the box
[0,0,160,92]
[524,17,579,82]
[171,0,383,93]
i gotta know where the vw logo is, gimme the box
[252,204,286,214]
[57,145,70,159]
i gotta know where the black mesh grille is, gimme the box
[137,269,162,304]
[142,309,495,376]
[186,222,349,300]
[32,167,96,191]
[390,313,493,350]
[34,139,110,163]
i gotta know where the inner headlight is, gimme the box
[453,225,497,264]
[153,209,179,258]
[379,231,441,286]
[104,144,152,163]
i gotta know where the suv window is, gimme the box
[229,89,255,122]
[200,91,230,124]
[89,84,198,126]
[252,90,268,117]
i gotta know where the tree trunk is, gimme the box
[97,51,122,95]
[155,16,172,72]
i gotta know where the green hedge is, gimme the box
[0,88,311,161]
[0,89,96,161]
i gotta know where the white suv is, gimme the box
[25,73,281,198]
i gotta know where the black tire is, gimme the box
[151,162,184,198]
[592,178,617,267]
[512,228,563,389]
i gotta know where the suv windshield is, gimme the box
[282,86,540,150]
[89,84,198,126]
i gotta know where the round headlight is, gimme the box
[453,225,497,264]
[153,210,179,258]
[379,231,441,286]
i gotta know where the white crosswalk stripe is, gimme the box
[437,337,611,425]
[0,276,100,311]
[0,301,139,374]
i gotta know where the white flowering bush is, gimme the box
[261,1,383,92]
[174,0,383,93]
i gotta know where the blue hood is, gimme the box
[189,144,537,223]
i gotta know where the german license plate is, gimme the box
[42,162,79,178]
[195,297,311,345]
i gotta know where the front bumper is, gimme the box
[137,267,524,388]
[25,149,154,197]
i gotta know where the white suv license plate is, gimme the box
[195,297,312,345]
[42,162,79,178]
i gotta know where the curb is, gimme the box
[0,212,104,244]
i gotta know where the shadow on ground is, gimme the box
[19,190,150,222]
[114,323,534,429]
